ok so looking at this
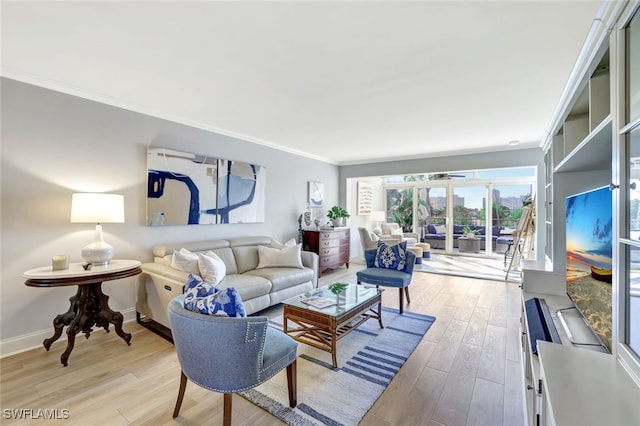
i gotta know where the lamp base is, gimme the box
[81,241,114,266]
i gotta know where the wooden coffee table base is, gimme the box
[283,293,383,368]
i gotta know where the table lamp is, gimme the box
[70,193,125,265]
[368,211,386,233]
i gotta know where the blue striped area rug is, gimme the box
[239,307,435,426]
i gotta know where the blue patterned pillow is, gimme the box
[183,274,246,317]
[374,241,407,270]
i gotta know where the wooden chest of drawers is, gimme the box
[302,228,350,277]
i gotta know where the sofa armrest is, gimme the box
[403,232,420,241]
[301,250,319,288]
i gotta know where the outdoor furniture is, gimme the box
[167,296,298,426]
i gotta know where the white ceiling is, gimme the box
[1,1,604,165]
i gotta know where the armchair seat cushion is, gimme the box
[356,268,412,288]
[261,327,298,382]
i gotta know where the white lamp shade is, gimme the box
[70,193,125,223]
[368,211,386,222]
[70,193,124,265]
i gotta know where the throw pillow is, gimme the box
[183,274,246,317]
[390,228,404,237]
[171,248,200,275]
[197,251,227,285]
[257,243,304,269]
[374,241,407,271]
[380,223,393,235]
[270,238,297,249]
[435,224,446,234]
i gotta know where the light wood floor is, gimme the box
[0,264,525,426]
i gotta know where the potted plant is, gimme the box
[463,225,478,239]
[327,206,350,227]
[328,282,349,304]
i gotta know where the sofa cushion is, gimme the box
[233,246,260,273]
[197,251,226,285]
[246,267,314,292]
[183,274,246,317]
[217,273,272,301]
[426,224,437,234]
[374,241,407,270]
[257,244,304,269]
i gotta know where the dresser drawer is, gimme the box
[320,254,344,266]
[320,247,337,257]
[320,239,342,248]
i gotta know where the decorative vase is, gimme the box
[466,232,476,239]
[303,205,312,228]
[332,218,344,227]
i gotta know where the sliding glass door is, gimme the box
[417,186,448,250]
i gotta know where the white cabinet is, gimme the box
[520,262,640,426]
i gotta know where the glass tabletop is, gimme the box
[283,283,382,318]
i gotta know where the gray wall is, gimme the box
[0,78,338,350]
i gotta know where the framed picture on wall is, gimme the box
[357,181,373,215]
[308,181,324,208]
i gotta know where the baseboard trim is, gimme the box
[0,308,137,358]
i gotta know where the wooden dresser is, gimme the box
[302,228,350,277]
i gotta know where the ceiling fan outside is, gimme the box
[430,173,467,180]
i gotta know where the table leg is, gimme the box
[43,287,81,351]
[60,284,92,366]
[94,283,132,345]
[377,299,384,329]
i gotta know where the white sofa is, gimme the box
[374,222,419,245]
[136,236,319,330]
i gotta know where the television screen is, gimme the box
[565,186,613,352]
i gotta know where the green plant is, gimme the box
[328,282,349,295]
[462,225,478,235]
[327,206,350,220]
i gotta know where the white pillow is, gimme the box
[391,228,404,237]
[257,244,304,269]
[171,248,200,274]
[271,238,297,249]
[435,225,446,234]
[197,251,227,285]
[380,223,393,235]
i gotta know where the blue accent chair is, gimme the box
[168,296,298,425]
[356,248,416,314]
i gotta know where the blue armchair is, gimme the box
[356,248,416,314]
[167,296,298,425]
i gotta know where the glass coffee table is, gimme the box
[282,284,383,367]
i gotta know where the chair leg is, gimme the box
[404,286,411,304]
[398,288,404,314]
[172,371,188,418]
[287,360,297,408]
[223,393,232,426]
